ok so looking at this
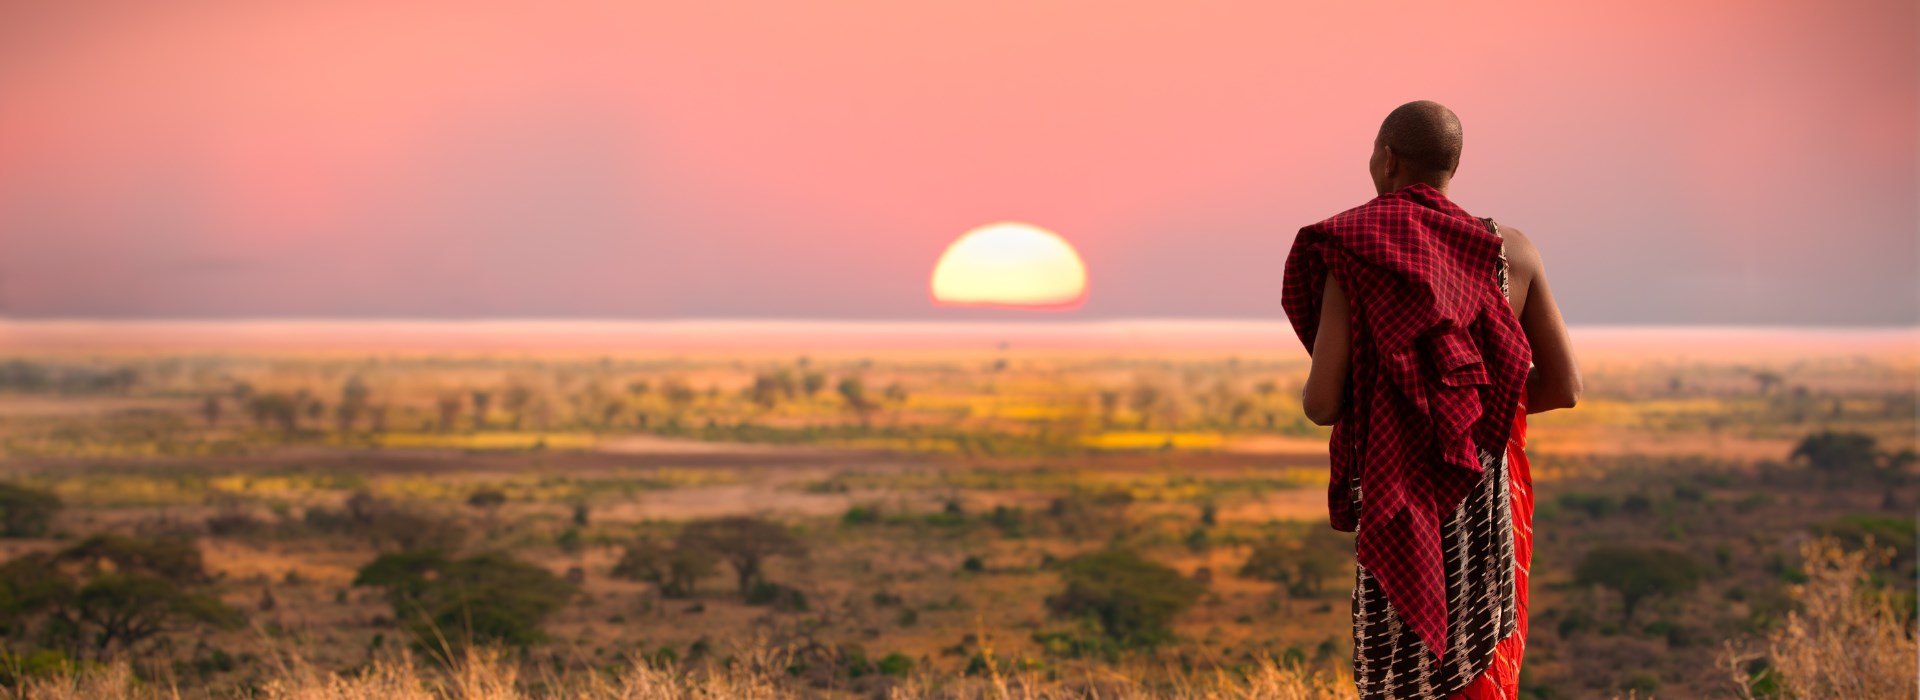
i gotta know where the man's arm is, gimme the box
[1504,227,1583,413]
[1301,272,1351,426]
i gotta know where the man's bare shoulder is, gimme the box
[1494,223,1545,274]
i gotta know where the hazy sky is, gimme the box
[1,1,1913,325]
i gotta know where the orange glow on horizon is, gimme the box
[930,222,1088,311]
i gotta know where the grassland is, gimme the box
[0,325,1912,698]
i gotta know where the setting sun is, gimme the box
[930,222,1088,310]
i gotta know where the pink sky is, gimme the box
[0,1,1913,324]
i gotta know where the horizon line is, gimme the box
[1,317,1915,331]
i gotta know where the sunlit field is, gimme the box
[0,322,1912,698]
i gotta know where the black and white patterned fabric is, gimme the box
[1349,444,1516,698]
[1345,216,1517,699]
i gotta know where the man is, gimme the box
[1281,101,1582,700]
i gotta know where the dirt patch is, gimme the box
[595,435,844,456]
[0,396,193,417]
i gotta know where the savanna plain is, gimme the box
[0,324,1912,699]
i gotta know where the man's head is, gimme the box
[1369,100,1464,196]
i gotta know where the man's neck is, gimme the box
[1393,179,1450,197]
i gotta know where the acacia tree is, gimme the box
[882,381,910,426]
[470,390,493,429]
[837,378,875,429]
[1575,545,1701,623]
[1097,389,1122,429]
[466,488,508,527]
[0,535,242,660]
[750,374,782,411]
[354,550,575,653]
[1792,431,1876,469]
[337,375,371,433]
[662,379,697,425]
[435,394,464,433]
[610,538,716,598]
[676,516,806,596]
[501,385,534,430]
[200,396,222,428]
[247,392,300,436]
[771,368,799,401]
[1128,384,1163,429]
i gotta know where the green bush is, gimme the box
[1734,492,1776,514]
[876,651,914,676]
[1046,547,1204,646]
[1557,492,1617,520]
[1621,493,1654,515]
[1237,528,1349,598]
[1790,431,1881,474]
[0,483,61,538]
[556,528,585,555]
[1575,545,1702,623]
[353,550,575,654]
[1620,671,1660,693]
[988,505,1027,538]
[744,579,808,611]
[0,648,76,686]
[1811,514,1917,576]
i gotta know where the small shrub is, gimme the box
[466,488,508,511]
[1046,547,1204,647]
[745,579,808,612]
[1734,492,1776,514]
[1620,672,1660,693]
[556,528,585,555]
[1727,537,1919,699]
[875,651,914,676]
[0,483,61,538]
[1622,493,1654,515]
[1558,492,1617,520]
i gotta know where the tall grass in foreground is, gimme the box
[1724,536,1918,699]
[18,647,1356,700]
[20,535,1913,699]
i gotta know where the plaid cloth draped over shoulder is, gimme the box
[1279,184,1531,664]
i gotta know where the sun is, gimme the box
[931,222,1087,310]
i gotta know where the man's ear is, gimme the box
[1380,145,1399,178]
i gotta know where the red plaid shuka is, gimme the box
[1280,183,1531,662]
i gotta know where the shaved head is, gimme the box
[1376,100,1464,178]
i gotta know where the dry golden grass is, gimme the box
[14,646,1358,700]
[1723,536,1919,700]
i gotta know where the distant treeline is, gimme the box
[0,360,138,395]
